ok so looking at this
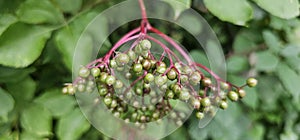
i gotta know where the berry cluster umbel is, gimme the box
[62,0,258,129]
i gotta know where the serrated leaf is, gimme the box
[226,56,249,73]
[20,104,52,137]
[56,108,90,140]
[254,51,279,72]
[0,23,51,68]
[253,0,299,19]
[0,88,14,122]
[35,89,76,117]
[204,0,253,26]
[263,30,283,54]
[276,63,300,98]
[163,0,191,19]
[0,13,17,36]
[16,0,64,24]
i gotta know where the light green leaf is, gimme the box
[226,56,249,73]
[254,51,279,72]
[204,0,253,26]
[35,89,76,118]
[242,88,258,109]
[0,88,14,122]
[263,30,283,53]
[0,13,17,36]
[56,108,90,140]
[233,30,260,53]
[20,104,52,137]
[0,23,51,68]
[276,63,300,98]
[16,0,64,24]
[52,0,82,14]
[20,132,43,140]
[253,0,299,19]
[163,0,191,19]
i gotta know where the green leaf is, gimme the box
[0,88,14,122]
[254,51,279,72]
[262,30,283,54]
[204,0,253,26]
[233,30,260,53]
[162,0,191,19]
[0,13,17,36]
[20,132,43,140]
[20,104,52,137]
[242,88,258,109]
[35,89,76,118]
[54,10,106,71]
[226,56,249,73]
[276,63,300,98]
[16,0,64,24]
[0,66,35,83]
[6,76,36,102]
[0,23,51,68]
[56,108,90,140]
[253,0,299,19]
[52,0,82,14]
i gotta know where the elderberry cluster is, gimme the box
[63,39,258,129]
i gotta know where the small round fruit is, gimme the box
[91,67,101,77]
[140,39,151,50]
[144,73,154,83]
[109,59,117,68]
[128,50,136,60]
[200,97,211,107]
[62,86,68,94]
[156,66,166,74]
[228,91,239,101]
[110,100,118,108]
[238,89,246,98]
[167,68,177,80]
[155,75,168,86]
[202,78,212,87]
[246,78,258,87]
[79,67,90,78]
[142,59,151,70]
[192,99,201,109]
[114,80,123,89]
[196,111,204,120]
[77,84,85,92]
[104,97,112,106]
[219,100,228,110]
[67,85,76,95]
[179,89,190,101]
[106,75,116,86]
[133,63,143,73]
[116,53,130,66]
[172,84,181,94]
[189,72,201,85]
[166,90,174,99]
[99,72,109,83]
[98,87,108,96]
[221,82,229,90]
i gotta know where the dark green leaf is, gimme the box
[6,76,36,102]
[0,23,51,68]
[204,0,253,26]
[56,108,90,140]
[0,88,14,122]
[262,30,283,53]
[253,0,299,19]
[233,30,260,53]
[0,66,35,83]
[162,0,191,19]
[35,89,76,118]
[16,0,64,24]
[20,104,52,137]
[52,0,82,14]
[242,88,258,109]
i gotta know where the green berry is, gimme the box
[144,73,154,83]
[99,72,108,83]
[116,53,130,66]
[156,66,166,74]
[128,50,136,60]
[167,68,177,80]
[98,88,108,96]
[91,68,101,77]
[166,90,174,99]
[62,86,68,94]
[179,89,190,101]
[67,85,76,95]
[219,100,228,110]
[155,75,168,86]
[189,72,201,85]
[114,80,123,89]
[133,63,143,73]
[172,84,181,94]
[196,111,204,119]
[142,59,151,70]
[180,75,188,83]
[140,39,151,50]
[238,89,246,98]
[246,78,258,87]
[79,67,90,78]
[228,91,239,101]
[104,97,112,106]
[202,77,212,87]
[192,98,201,109]
[109,59,118,68]
[221,82,229,90]
[105,75,116,86]
[77,84,85,92]
[200,97,211,107]
[110,100,118,108]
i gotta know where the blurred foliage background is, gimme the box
[0,0,300,139]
